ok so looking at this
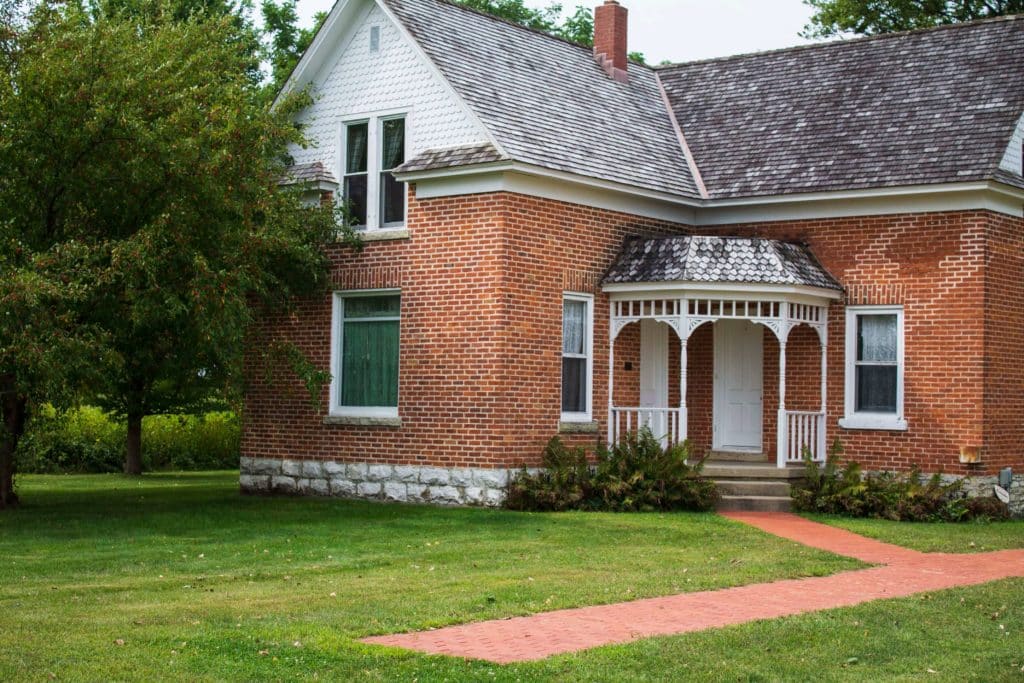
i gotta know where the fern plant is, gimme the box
[505,428,719,513]
[791,441,1007,521]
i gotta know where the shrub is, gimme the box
[18,406,240,473]
[505,429,719,512]
[791,442,1010,522]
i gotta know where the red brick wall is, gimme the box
[242,190,686,468]
[710,211,995,474]
[493,193,685,460]
[244,192,1022,477]
[982,211,1024,471]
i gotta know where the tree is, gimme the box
[456,0,645,62]
[0,0,108,505]
[0,2,351,484]
[261,0,325,94]
[802,0,1024,38]
[456,0,562,31]
[90,0,265,85]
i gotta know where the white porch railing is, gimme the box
[781,410,826,465]
[610,407,684,446]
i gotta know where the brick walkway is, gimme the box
[361,512,1024,663]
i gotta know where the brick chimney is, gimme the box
[593,0,629,83]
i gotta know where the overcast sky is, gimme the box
[295,0,822,64]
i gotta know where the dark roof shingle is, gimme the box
[396,142,506,173]
[280,161,338,186]
[381,0,701,198]
[657,15,1024,198]
[603,236,843,291]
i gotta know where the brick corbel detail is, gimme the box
[331,266,403,291]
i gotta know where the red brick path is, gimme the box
[361,512,1024,663]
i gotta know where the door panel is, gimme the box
[714,320,763,451]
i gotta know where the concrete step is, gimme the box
[715,479,792,497]
[717,494,793,512]
[707,450,768,463]
[702,462,807,480]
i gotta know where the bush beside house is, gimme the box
[505,430,719,512]
[18,407,240,473]
[790,446,1011,522]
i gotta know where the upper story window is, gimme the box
[341,114,406,230]
[561,293,593,422]
[840,305,907,431]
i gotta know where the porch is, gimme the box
[601,236,844,468]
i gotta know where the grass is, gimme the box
[0,473,1020,681]
[805,513,1024,553]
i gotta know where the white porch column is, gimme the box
[818,336,827,461]
[678,298,688,444]
[818,309,829,461]
[608,323,616,445]
[679,337,688,444]
[776,339,788,468]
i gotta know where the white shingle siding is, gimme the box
[289,2,487,172]
[999,112,1024,177]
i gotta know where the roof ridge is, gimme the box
[654,13,1024,71]
[767,240,803,282]
[388,0,653,69]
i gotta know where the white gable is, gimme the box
[998,112,1024,177]
[289,0,488,173]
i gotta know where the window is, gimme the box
[369,25,381,53]
[840,306,907,430]
[330,291,400,418]
[380,118,406,226]
[561,294,593,421]
[340,115,406,230]
[343,122,368,227]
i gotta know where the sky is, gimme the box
[295,0,822,64]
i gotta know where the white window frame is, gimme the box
[329,289,401,419]
[338,110,409,232]
[839,305,908,431]
[560,293,594,423]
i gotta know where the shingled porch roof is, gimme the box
[602,235,843,291]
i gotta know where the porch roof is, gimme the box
[602,236,843,292]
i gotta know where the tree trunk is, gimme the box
[124,411,144,476]
[0,375,26,509]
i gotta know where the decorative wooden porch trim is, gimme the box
[607,293,832,467]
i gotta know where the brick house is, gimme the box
[241,0,1024,511]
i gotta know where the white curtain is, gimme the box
[858,315,896,362]
[562,300,585,354]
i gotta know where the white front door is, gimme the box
[713,320,763,452]
[640,319,669,439]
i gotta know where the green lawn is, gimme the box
[0,473,1020,681]
[805,513,1024,553]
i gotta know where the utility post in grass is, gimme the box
[0,1,355,489]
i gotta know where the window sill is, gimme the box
[838,415,908,431]
[323,415,402,427]
[559,420,598,434]
[358,228,409,242]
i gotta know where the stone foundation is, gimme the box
[240,457,1022,517]
[239,457,514,507]
[940,471,1024,517]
